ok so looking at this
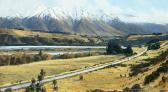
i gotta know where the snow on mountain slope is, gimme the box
[0,8,167,36]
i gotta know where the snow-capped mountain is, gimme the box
[34,8,115,21]
[0,8,168,36]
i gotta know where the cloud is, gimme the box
[0,0,45,17]
[136,0,151,3]
[51,0,114,13]
[124,14,137,18]
[121,8,168,24]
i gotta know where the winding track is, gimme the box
[0,47,147,91]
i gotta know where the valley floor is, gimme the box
[0,54,126,86]
[15,41,168,92]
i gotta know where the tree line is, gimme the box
[0,51,53,66]
[106,40,133,56]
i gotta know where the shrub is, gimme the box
[79,75,84,80]
[144,60,168,85]
[4,88,12,92]
[131,84,142,92]
[25,69,46,92]
[0,52,53,66]
[106,40,133,55]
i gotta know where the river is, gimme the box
[0,46,106,50]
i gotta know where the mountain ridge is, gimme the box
[0,9,168,36]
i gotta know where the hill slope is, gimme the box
[1,15,168,36]
[108,18,168,34]
[0,28,104,46]
[0,16,124,36]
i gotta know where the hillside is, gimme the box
[0,28,104,46]
[0,28,167,46]
[108,18,168,34]
[0,16,124,36]
[32,41,168,92]
[0,15,168,36]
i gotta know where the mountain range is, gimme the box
[0,8,168,36]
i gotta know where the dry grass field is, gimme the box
[9,47,142,92]
[0,28,102,44]
[127,34,167,40]
[0,54,124,86]
[22,41,168,92]
[0,47,142,89]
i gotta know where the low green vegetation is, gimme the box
[58,51,104,59]
[130,49,168,77]
[144,60,168,85]
[0,51,104,66]
[147,39,161,50]
[0,51,53,66]
[123,84,142,92]
[25,69,47,92]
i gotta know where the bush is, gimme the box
[58,52,104,59]
[106,40,133,55]
[0,52,53,66]
[144,60,168,85]
[25,69,47,92]
[147,41,160,50]
[106,40,122,54]
[131,50,168,77]
[79,75,84,80]
[123,87,130,92]
[4,88,12,92]
[131,84,142,92]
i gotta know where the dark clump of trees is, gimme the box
[130,49,168,77]
[144,70,160,85]
[106,40,122,54]
[25,69,46,92]
[152,33,162,35]
[123,45,134,56]
[88,89,105,92]
[148,42,160,50]
[123,84,142,92]
[0,50,53,66]
[147,39,160,50]
[144,60,168,85]
[143,50,168,85]
[106,40,133,56]
[25,69,59,92]
[131,84,142,92]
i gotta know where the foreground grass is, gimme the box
[31,42,168,92]
[10,48,142,92]
[0,54,124,86]
[0,42,142,86]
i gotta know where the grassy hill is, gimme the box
[0,54,125,86]
[0,46,141,90]
[24,41,168,92]
[0,17,125,36]
[1,28,168,46]
[0,28,105,46]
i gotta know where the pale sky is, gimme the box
[0,0,168,24]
